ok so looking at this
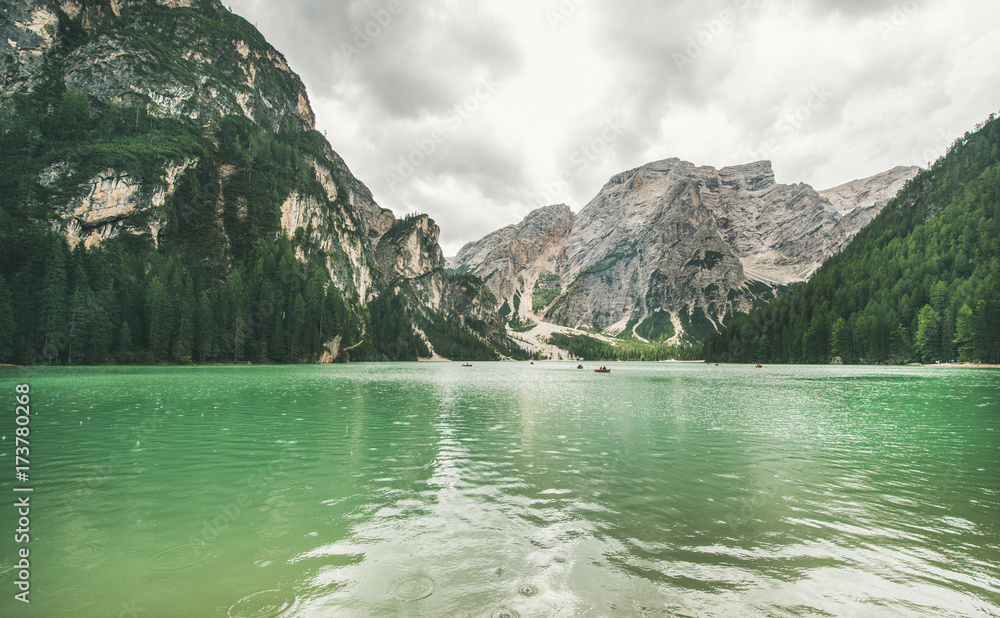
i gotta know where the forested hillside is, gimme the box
[0,0,511,364]
[704,115,1000,364]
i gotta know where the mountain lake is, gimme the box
[0,362,997,616]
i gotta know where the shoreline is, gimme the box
[923,362,1000,369]
[2,361,998,368]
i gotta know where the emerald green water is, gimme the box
[0,363,998,617]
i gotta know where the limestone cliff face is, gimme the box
[48,158,195,248]
[2,0,315,132]
[377,216,446,284]
[0,0,398,312]
[305,142,395,244]
[448,204,575,311]
[377,216,512,359]
[453,158,919,342]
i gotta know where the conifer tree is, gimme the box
[0,275,13,363]
[39,238,69,363]
[954,303,975,361]
[194,290,216,363]
[119,320,133,364]
[67,247,93,364]
[227,268,247,362]
[146,276,170,361]
[916,305,942,362]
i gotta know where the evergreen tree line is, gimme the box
[369,289,430,361]
[0,228,370,365]
[547,333,701,362]
[704,114,1000,364]
[0,72,427,365]
[420,314,504,362]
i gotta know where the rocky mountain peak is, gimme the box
[2,0,315,133]
[375,215,445,282]
[448,203,576,309]
[455,156,920,343]
[719,160,776,192]
[819,165,921,216]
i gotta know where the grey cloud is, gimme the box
[379,131,527,203]
[234,0,522,119]
[800,0,906,17]
[230,0,1000,249]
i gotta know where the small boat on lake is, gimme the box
[461,363,473,367]
[595,366,611,373]
[577,364,584,369]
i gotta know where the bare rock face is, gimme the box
[3,0,315,132]
[377,215,512,358]
[376,216,445,283]
[819,166,919,216]
[448,204,575,308]
[54,159,196,249]
[453,158,919,342]
[1,0,399,309]
[308,148,395,244]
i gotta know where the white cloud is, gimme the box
[228,0,1000,255]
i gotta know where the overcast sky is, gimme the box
[227,0,1000,255]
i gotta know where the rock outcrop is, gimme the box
[448,204,575,305]
[3,0,315,132]
[378,216,514,359]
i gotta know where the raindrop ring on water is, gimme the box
[493,608,520,618]
[227,589,295,618]
[518,584,538,597]
[389,575,435,601]
[149,545,212,573]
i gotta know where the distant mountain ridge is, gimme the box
[450,159,919,343]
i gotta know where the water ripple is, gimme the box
[388,575,435,601]
[228,589,295,617]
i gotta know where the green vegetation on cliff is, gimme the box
[0,224,371,364]
[547,333,699,362]
[0,1,383,364]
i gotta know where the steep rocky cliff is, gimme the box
[0,0,507,363]
[377,215,517,360]
[452,159,919,343]
[2,0,314,130]
[447,204,575,307]
[1,0,388,306]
